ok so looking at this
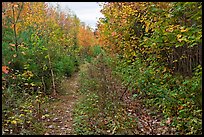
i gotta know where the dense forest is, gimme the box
[2,2,202,135]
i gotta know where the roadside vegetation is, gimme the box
[2,2,202,135]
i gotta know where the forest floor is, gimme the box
[40,59,176,135]
[42,70,82,135]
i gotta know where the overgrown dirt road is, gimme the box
[41,57,175,135]
[42,71,81,135]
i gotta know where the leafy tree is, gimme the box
[98,2,202,135]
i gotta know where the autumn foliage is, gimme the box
[2,2,202,135]
[98,2,202,76]
[78,24,99,47]
[97,2,202,135]
[2,2,99,135]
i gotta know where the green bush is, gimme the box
[53,55,76,77]
[113,55,202,135]
[91,45,102,57]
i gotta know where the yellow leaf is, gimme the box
[20,114,25,117]
[162,67,167,73]
[178,39,182,42]
[166,27,173,32]
[180,28,188,32]
[11,120,17,125]
[145,22,150,32]
[173,60,178,63]
[177,34,182,38]
[177,34,182,42]
[153,17,157,21]
[133,52,136,56]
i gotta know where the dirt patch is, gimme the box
[43,72,81,135]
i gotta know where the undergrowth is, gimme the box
[73,52,202,135]
[73,53,138,135]
[113,56,202,135]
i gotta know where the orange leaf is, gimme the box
[14,4,18,8]
[2,66,9,74]
[178,105,184,110]
[111,32,116,36]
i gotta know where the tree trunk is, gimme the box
[48,53,56,96]
[41,76,46,93]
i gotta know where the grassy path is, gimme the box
[42,71,81,135]
[41,58,176,135]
